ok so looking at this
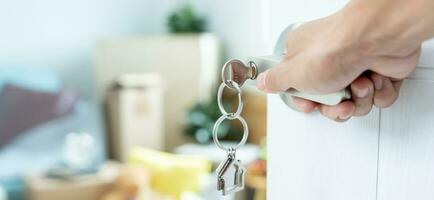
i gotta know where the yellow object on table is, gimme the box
[127,146,211,199]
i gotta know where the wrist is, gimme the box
[337,0,429,57]
[335,1,380,56]
[321,11,371,72]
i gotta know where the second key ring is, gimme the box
[212,114,249,152]
[221,59,241,88]
[217,81,243,119]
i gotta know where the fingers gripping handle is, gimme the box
[247,55,351,106]
[284,88,351,106]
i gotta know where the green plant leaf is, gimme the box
[167,4,206,33]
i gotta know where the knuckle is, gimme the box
[354,106,372,116]
[374,80,399,108]
[375,94,398,108]
[265,69,283,91]
[319,107,334,119]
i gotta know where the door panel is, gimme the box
[266,0,434,199]
[378,77,434,200]
[268,95,380,200]
[266,0,378,199]
[267,0,348,47]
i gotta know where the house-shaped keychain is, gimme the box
[216,152,246,195]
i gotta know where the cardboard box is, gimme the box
[105,73,164,161]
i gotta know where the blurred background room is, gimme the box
[0,1,269,200]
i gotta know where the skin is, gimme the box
[256,0,434,122]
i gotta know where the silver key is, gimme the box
[221,58,351,106]
[221,59,256,87]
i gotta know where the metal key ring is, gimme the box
[212,115,249,152]
[221,59,244,88]
[217,81,243,119]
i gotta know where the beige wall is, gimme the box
[0,0,269,98]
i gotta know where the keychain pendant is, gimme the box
[216,150,246,196]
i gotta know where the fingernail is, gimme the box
[356,87,369,98]
[256,70,268,91]
[373,75,383,90]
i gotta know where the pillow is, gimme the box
[0,84,79,147]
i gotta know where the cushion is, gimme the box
[0,84,79,147]
[0,101,106,200]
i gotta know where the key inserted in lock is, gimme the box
[224,58,351,107]
[223,22,351,108]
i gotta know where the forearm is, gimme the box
[338,0,434,56]
[257,0,426,120]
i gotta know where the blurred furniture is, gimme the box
[246,173,266,200]
[0,101,105,200]
[127,146,211,199]
[246,159,266,200]
[25,161,120,200]
[0,186,6,200]
[101,164,175,200]
[241,90,267,144]
[105,73,163,161]
[0,68,106,200]
[95,34,221,150]
[0,83,78,147]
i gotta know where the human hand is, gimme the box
[256,1,422,121]
[290,73,404,122]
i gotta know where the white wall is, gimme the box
[0,0,270,97]
[194,0,271,59]
[0,0,177,97]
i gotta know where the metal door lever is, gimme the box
[224,23,351,109]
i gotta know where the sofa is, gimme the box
[0,67,106,200]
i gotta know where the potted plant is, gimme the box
[167,4,206,33]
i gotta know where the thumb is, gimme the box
[256,62,295,93]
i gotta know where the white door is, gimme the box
[265,1,434,199]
